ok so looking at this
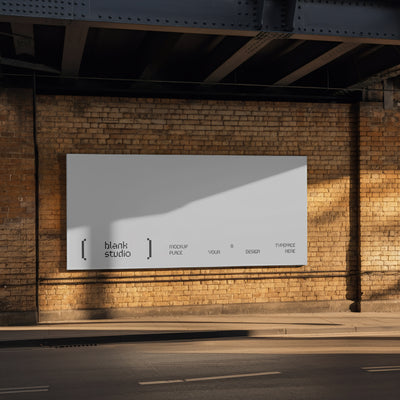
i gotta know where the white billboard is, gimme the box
[67,154,307,270]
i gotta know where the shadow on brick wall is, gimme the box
[346,103,361,312]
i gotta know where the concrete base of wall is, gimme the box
[0,311,38,326]
[38,300,354,322]
[361,300,400,312]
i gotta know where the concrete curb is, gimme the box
[249,327,400,337]
[0,330,249,348]
[2,326,400,348]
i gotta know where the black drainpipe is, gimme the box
[353,102,362,312]
[32,73,40,322]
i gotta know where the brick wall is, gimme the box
[0,89,36,314]
[360,103,400,305]
[34,96,359,315]
[11,90,400,319]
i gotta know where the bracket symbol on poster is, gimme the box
[81,238,87,261]
[147,238,152,260]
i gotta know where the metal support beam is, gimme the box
[275,42,359,86]
[0,0,262,33]
[61,22,88,75]
[139,33,182,80]
[84,0,263,32]
[384,79,394,110]
[0,56,59,73]
[2,1,400,45]
[293,0,400,42]
[349,63,400,91]
[261,0,296,32]
[11,23,34,56]
[204,32,289,83]
[274,39,304,59]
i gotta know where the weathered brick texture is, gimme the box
[0,89,36,312]
[359,103,400,302]
[35,96,359,312]
[9,90,397,316]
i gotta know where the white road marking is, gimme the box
[185,371,281,382]
[139,371,281,385]
[0,385,49,395]
[362,366,400,373]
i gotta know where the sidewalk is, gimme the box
[1,312,400,348]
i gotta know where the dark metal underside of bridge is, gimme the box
[1,0,400,102]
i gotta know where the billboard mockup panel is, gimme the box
[67,154,307,270]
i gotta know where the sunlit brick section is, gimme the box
[35,96,358,314]
[359,103,400,305]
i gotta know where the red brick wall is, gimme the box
[35,96,359,314]
[0,89,36,313]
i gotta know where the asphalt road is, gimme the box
[1,337,400,399]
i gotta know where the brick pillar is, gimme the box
[0,89,37,324]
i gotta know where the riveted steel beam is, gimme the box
[261,0,296,32]
[293,0,400,42]
[1,0,400,45]
[0,0,295,38]
[0,0,264,34]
